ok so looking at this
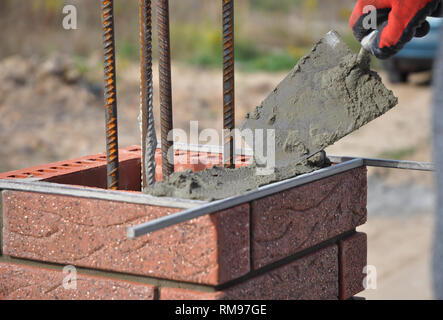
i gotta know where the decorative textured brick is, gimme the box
[162,245,339,300]
[0,147,368,300]
[2,191,250,285]
[339,232,367,300]
[251,167,367,269]
[0,263,156,300]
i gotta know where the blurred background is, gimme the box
[0,0,438,299]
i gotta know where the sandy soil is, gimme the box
[359,213,435,300]
[332,72,436,300]
[0,55,437,299]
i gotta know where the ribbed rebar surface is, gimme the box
[101,0,119,190]
[222,0,235,168]
[139,0,157,189]
[157,0,174,178]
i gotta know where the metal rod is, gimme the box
[139,0,157,190]
[157,0,174,178]
[0,179,205,209]
[222,0,235,168]
[101,0,120,190]
[127,158,364,238]
[328,155,434,172]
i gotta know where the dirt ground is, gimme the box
[0,55,437,299]
[328,72,435,300]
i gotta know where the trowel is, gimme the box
[241,30,397,169]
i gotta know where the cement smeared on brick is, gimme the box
[146,31,397,201]
[147,153,327,201]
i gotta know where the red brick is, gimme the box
[2,191,250,285]
[251,166,367,269]
[45,157,141,191]
[0,147,249,185]
[162,245,339,300]
[0,148,140,189]
[339,232,367,299]
[0,262,156,300]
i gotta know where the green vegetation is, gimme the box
[0,0,360,73]
[379,147,417,160]
[171,24,308,72]
[251,0,319,13]
[251,0,297,12]
[119,41,139,62]
[73,56,89,75]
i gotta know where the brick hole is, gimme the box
[93,156,107,161]
[127,147,141,152]
[37,169,57,173]
[75,160,97,165]
[49,166,70,170]
[61,163,82,168]
[235,156,248,164]
[7,174,28,178]
[21,172,43,177]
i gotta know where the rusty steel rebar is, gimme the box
[157,0,174,178]
[222,0,235,168]
[101,0,119,190]
[139,0,157,189]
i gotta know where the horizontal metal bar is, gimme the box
[127,158,364,238]
[328,155,434,172]
[0,179,206,209]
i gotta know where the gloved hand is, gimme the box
[350,0,441,59]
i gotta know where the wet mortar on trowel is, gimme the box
[145,31,398,201]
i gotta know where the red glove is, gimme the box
[350,0,441,59]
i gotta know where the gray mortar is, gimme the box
[145,31,398,201]
[242,30,398,168]
[146,153,328,201]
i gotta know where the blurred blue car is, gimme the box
[382,17,443,83]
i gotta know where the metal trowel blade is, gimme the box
[241,30,397,169]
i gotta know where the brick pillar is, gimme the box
[0,148,367,300]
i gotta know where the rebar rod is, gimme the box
[139,0,157,189]
[101,0,119,190]
[157,0,174,178]
[222,0,235,168]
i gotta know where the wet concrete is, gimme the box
[242,31,398,168]
[146,31,398,201]
[147,153,328,201]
